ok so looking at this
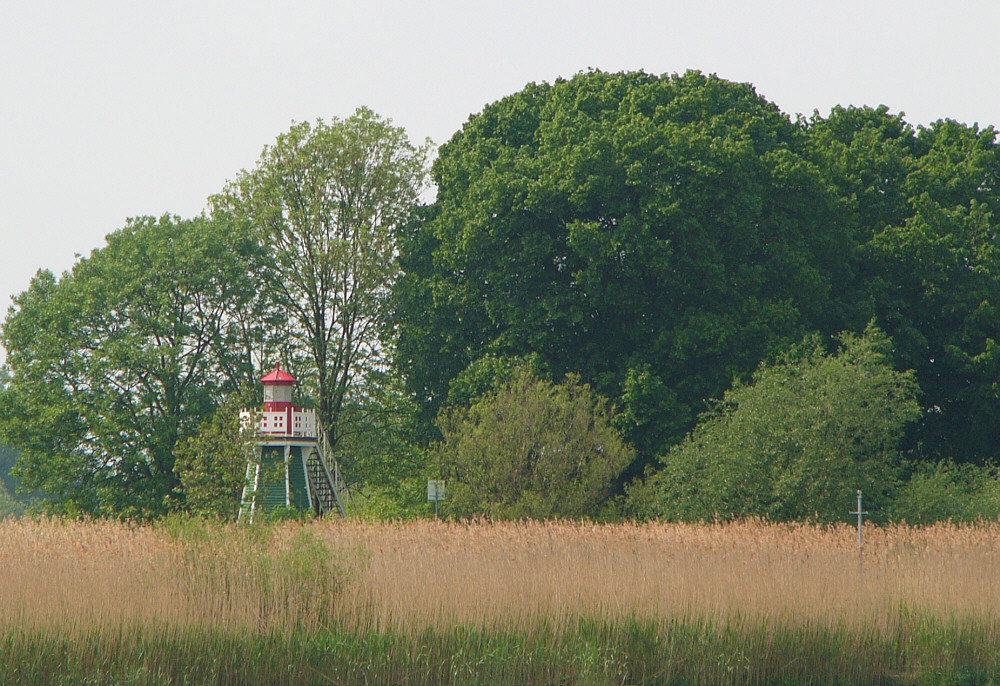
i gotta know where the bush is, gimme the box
[633,325,921,522]
[436,367,632,519]
[891,461,1000,523]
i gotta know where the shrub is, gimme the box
[436,367,632,519]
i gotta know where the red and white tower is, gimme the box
[256,363,316,438]
[238,363,346,521]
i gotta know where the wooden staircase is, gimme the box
[238,461,261,522]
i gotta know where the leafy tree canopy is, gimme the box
[396,70,855,476]
[436,366,633,519]
[631,325,921,523]
[0,215,273,517]
[889,460,1000,524]
[807,108,1000,464]
[399,75,1000,475]
[174,394,257,520]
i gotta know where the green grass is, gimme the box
[1,614,998,686]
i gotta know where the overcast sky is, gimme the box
[2,0,998,363]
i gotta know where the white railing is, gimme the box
[236,408,349,518]
[239,408,317,438]
[316,418,350,516]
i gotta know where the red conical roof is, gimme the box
[260,363,296,384]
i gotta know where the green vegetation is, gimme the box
[3,615,1000,686]
[632,325,921,522]
[808,108,1000,466]
[396,70,857,480]
[212,109,432,457]
[0,372,33,517]
[0,444,31,517]
[2,70,999,522]
[0,215,273,517]
[1,111,431,519]
[173,396,257,520]
[891,460,1000,524]
[0,482,23,518]
[394,69,1000,523]
[436,366,632,519]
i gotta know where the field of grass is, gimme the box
[2,517,999,685]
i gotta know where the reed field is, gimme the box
[2,516,999,685]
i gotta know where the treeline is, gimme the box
[0,110,431,518]
[2,70,998,522]
[396,70,1000,522]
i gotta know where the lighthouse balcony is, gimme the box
[239,407,317,439]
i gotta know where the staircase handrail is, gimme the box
[314,418,349,516]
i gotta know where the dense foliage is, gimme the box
[396,70,856,480]
[397,69,1000,505]
[2,70,998,521]
[631,326,921,521]
[436,367,632,519]
[807,107,1000,465]
[173,396,256,519]
[0,215,273,517]
[890,460,1000,524]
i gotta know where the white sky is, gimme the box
[2,0,999,364]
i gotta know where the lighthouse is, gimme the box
[238,364,347,521]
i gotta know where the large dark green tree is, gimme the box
[0,215,274,517]
[807,108,1000,464]
[396,70,854,474]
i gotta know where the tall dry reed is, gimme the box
[2,516,999,637]
[332,518,1000,633]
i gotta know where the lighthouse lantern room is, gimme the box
[238,364,347,522]
[254,364,316,438]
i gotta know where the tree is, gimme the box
[214,109,431,471]
[0,368,32,515]
[632,325,921,522]
[435,367,633,519]
[395,70,854,477]
[0,444,35,517]
[805,105,924,246]
[174,396,257,519]
[0,215,271,517]
[807,109,1000,465]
